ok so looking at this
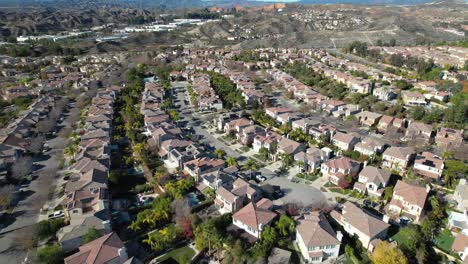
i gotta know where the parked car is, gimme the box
[48,211,64,219]
[256,174,267,182]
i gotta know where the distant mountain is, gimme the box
[1,0,456,9]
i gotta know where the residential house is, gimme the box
[372,86,397,101]
[232,199,276,239]
[215,186,244,214]
[276,137,306,157]
[435,127,464,150]
[353,166,391,196]
[355,111,383,127]
[320,100,346,114]
[405,122,433,143]
[449,179,468,235]
[401,91,427,106]
[382,147,415,172]
[237,125,265,146]
[292,118,321,134]
[354,137,386,157]
[224,118,253,134]
[452,234,468,261]
[386,180,429,223]
[330,201,390,251]
[331,132,360,152]
[413,152,444,180]
[265,107,292,119]
[64,232,128,264]
[183,157,225,182]
[252,131,282,152]
[294,147,329,172]
[425,90,450,102]
[242,89,265,104]
[321,157,361,188]
[377,116,405,133]
[296,212,342,263]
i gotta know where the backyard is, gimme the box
[157,246,196,264]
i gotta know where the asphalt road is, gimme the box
[0,103,76,264]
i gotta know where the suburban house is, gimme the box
[292,118,321,134]
[183,157,226,181]
[448,179,468,235]
[276,137,306,157]
[296,212,342,263]
[214,178,260,214]
[377,115,405,133]
[320,100,346,114]
[425,90,449,102]
[242,89,266,104]
[64,232,128,264]
[224,118,253,134]
[330,201,390,251]
[294,147,329,172]
[252,131,282,152]
[265,107,292,119]
[354,137,386,157]
[232,199,277,239]
[237,125,265,146]
[372,86,397,101]
[331,132,360,152]
[356,111,383,127]
[353,166,391,196]
[321,157,361,188]
[405,122,433,143]
[452,234,468,261]
[435,127,464,150]
[386,180,429,223]
[413,152,444,180]
[382,147,415,172]
[401,91,427,106]
[215,186,244,214]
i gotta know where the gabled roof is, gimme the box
[233,201,276,231]
[393,180,428,208]
[297,212,340,247]
[334,202,389,238]
[64,232,124,264]
[359,166,391,186]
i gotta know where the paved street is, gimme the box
[0,103,76,263]
[266,176,329,208]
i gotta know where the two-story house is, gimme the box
[321,157,361,188]
[448,179,468,235]
[232,199,276,239]
[294,147,329,172]
[331,132,360,152]
[413,152,444,180]
[330,201,390,251]
[382,147,415,172]
[354,137,386,157]
[296,212,342,263]
[353,166,391,196]
[386,180,429,223]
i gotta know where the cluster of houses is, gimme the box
[188,73,223,111]
[0,96,58,179]
[57,85,122,254]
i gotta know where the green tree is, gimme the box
[226,157,238,167]
[37,244,64,264]
[259,147,270,161]
[214,149,226,159]
[83,228,101,243]
[410,106,426,120]
[243,158,258,171]
[275,215,295,237]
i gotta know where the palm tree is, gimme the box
[226,157,238,167]
[214,149,226,159]
[243,158,258,171]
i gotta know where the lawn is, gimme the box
[158,246,195,264]
[435,229,455,253]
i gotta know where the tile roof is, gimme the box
[393,180,428,208]
[233,201,276,232]
[335,202,389,238]
[297,212,340,248]
[64,232,125,264]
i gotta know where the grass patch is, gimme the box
[296,173,319,182]
[329,187,351,195]
[158,246,195,264]
[435,229,455,253]
[240,146,251,152]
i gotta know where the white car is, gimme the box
[48,210,64,219]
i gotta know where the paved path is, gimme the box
[0,103,75,263]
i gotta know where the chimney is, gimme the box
[102,220,112,233]
[383,214,390,223]
[336,231,343,242]
[118,247,128,262]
